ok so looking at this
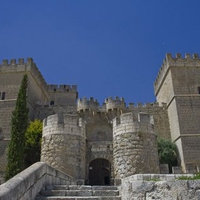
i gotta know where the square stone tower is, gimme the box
[154,53,200,172]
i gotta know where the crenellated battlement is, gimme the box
[105,96,126,111]
[154,53,200,95]
[0,58,48,90]
[43,113,85,137]
[113,112,153,128]
[77,97,99,112]
[1,58,34,66]
[126,102,166,110]
[77,95,166,114]
[48,84,77,92]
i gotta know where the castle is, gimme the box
[0,53,200,184]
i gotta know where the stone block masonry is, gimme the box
[41,114,86,179]
[0,162,76,200]
[113,112,159,178]
[1,53,200,183]
[121,174,200,200]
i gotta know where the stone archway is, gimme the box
[89,158,111,185]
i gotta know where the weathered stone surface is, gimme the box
[121,174,200,200]
[0,162,76,200]
[113,113,159,178]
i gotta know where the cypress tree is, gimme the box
[5,74,29,180]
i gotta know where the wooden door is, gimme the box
[89,159,111,185]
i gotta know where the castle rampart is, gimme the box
[1,53,200,183]
[105,97,126,111]
[113,112,159,178]
[0,58,47,91]
[48,84,77,92]
[77,97,99,112]
[154,53,200,96]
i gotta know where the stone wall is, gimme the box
[48,84,77,106]
[130,103,171,140]
[155,53,200,172]
[84,113,114,181]
[0,162,76,200]
[120,174,200,200]
[41,114,86,179]
[113,112,159,178]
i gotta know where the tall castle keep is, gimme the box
[0,53,200,184]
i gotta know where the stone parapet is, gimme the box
[0,162,76,200]
[0,58,48,91]
[77,97,99,112]
[43,114,85,137]
[48,84,77,92]
[154,53,200,96]
[105,97,126,111]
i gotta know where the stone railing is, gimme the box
[0,162,76,200]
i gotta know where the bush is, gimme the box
[25,119,43,167]
[158,138,179,173]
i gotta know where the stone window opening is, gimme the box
[0,128,3,140]
[198,87,200,94]
[50,100,55,106]
[1,92,5,100]
[54,88,56,92]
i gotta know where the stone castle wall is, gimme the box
[48,84,77,106]
[113,112,159,178]
[2,54,200,182]
[83,113,114,182]
[155,53,200,172]
[41,114,86,179]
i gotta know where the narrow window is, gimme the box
[198,87,200,94]
[54,88,56,92]
[50,100,54,105]
[1,92,5,100]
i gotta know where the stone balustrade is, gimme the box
[0,162,76,200]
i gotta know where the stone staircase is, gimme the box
[35,185,121,200]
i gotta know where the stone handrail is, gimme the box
[0,162,76,200]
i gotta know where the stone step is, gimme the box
[35,185,121,200]
[35,196,121,200]
[40,189,119,197]
[46,185,118,191]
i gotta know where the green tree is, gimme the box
[5,74,29,180]
[25,119,42,167]
[158,138,179,172]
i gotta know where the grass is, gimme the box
[146,178,161,182]
[177,172,200,180]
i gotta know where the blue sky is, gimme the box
[1,1,200,105]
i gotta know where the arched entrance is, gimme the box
[89,158,111,185]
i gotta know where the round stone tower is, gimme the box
[113,112,159,178]
[41,113,86,179]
